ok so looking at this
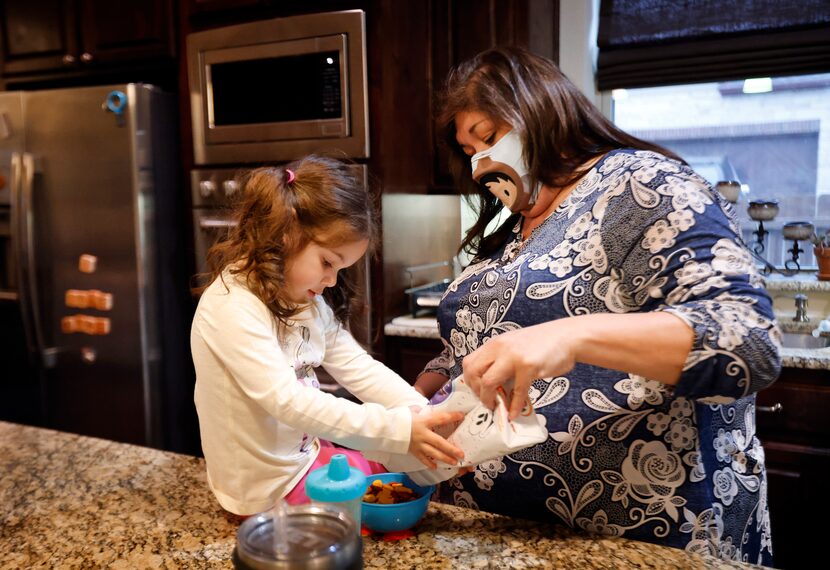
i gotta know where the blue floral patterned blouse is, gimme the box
[424,149,782,566]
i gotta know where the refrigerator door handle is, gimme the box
[14,151,56,369]
[10,152,37,358]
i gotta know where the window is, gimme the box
[612,73,830,269]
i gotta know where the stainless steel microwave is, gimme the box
[186,10,369,165]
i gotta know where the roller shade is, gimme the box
[596,0,830,90]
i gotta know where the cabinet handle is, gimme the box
[757,403,783,414]
[80,52,94,63]
[62,54,76,65]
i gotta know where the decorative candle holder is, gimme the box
[715,180,741,204]
[782,221,814,272]
[747,200,779,255]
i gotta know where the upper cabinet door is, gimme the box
[78,0,175,65]
[373,0,558,194]
[0,0,79,75]
[0,0,175,78]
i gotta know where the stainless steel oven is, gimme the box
[191,168,239,279]
[191,167,373,347]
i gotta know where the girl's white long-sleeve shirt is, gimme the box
[191,272,427,515]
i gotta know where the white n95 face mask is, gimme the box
[470,129,542,212]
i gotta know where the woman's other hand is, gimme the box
[413,371,449,399]
[462,321,576,419]
[408,409,466,469]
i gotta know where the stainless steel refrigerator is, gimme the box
[0,84,194,452]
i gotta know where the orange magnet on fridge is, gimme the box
[78,254,97,273]
[92,290,113,311]
[94,317,111,335]
[65,289,85,308]
[61,316,79,334]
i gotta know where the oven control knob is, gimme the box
[199,180,217,198]
[223,180,240,197]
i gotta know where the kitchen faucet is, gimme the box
[793,293,810,322]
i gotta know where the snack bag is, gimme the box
[365,376,548,485]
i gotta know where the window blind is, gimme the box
[596,0,830,90]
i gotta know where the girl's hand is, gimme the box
[408,410,466,469]
[462,321,577,420]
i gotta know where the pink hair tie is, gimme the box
[285,169,296,185]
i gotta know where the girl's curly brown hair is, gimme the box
[197,155,377,327]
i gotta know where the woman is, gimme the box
[414,46,781,565]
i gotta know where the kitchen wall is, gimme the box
[382,194,461,320]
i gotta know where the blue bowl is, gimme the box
[361,473,435,533]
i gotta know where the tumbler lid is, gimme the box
[234,504,361,570]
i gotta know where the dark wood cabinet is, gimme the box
[78,0,175,66]
[0,0,78,75]
[187,0,263,15]
[384,335,444,382]
[371,0,559,194]
[0,0,175,79]
[756,367,830,570]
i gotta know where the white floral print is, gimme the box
[713,469,739,506]
[642,218,679,253]
[665,417,698,452]
[647,412,671,436]
[615,375,667,409]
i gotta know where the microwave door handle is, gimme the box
[16,152,55,369]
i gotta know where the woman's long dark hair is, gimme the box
[195,155,377,327]
[437,46,682,261]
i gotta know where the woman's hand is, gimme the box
[408,409,466,469]
[462,321,577,419]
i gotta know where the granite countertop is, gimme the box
[762,272,830,292]
[0,421,769,569]
[385,315,441,339]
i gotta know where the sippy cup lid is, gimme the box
[305,454,367,503]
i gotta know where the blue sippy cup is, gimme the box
[305,454,367,529]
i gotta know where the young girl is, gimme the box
[191,156,464,516]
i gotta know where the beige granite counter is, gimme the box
[385,315,441,340]
[0,421,769,569]
[762,272,830,292]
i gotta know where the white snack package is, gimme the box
[365,376,548,486]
